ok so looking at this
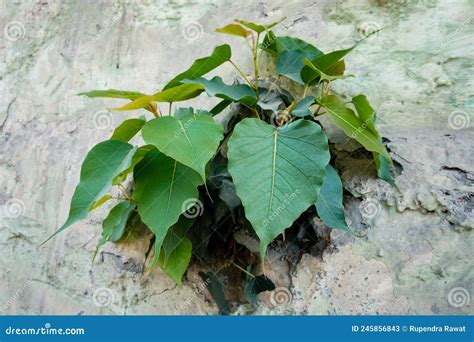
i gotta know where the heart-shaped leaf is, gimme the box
[316,165,350,231]
[164,44,232,90]
[276,50,311,84]
[43,140,136,243]
[142,113,224,181]
[275,36,323,58]
[182,76,258,106]
[227,118,330,258]
[134,148,203,270]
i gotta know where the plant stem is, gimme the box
[229,60,253,87]
[303,83,309,97]
[232,262,255,278]
[253,32,260,96]
[118,184,132,201]
[168,102,173,116]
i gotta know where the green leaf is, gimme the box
[210,99,232,116]
[351,94,377,134]
[276,50,313,84]
[244,275,275,306]
[216,24,251,38]
[351,94,396,186]
[235,17,286,34]
[302,46,354,84]
[111,84,205,111]
[291,96,315,117]
[158,237,192,285]
[161,215,195,262]
[142,113,224,181]
[310,46,354,72]
[134,148,203,270]
[198,272,231,315]
[163,44,232,90]
[275,36,323,58]
[261,30,277,52]
[182,76,258,106]
[227,118,330,258]
[374,153,396,186]
[317,95,390,159]
[303,58,351,83]
[90,194,112,211]
[316,165,350,231]
[112,144,154,185]
[43,140,136,244]
[172,107,212,120]
[273,37,324,84]
[110,118,146,142]
[101,200,136,243]
[78,89,146,100]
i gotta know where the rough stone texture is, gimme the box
[0,0,472,315]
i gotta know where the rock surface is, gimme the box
[1,0,472,315]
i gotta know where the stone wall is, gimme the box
[1,0,472,315]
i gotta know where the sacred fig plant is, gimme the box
[44,18,395,303]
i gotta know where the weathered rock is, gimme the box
[1,0,472,315]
